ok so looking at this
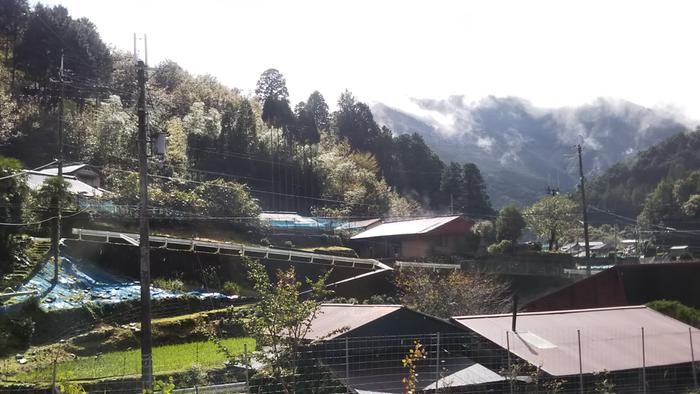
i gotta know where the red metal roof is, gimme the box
[304,304,402,341]
[350,216,466,240]
[452,306,700,376]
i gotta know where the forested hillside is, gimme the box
[587,129,700,219]
[0,1,496,222]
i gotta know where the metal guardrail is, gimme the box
[71,228,390,271]
[395,261,460,271]
[0,289,38,300]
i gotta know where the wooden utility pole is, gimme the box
[136,59,153,391]
[576,144,591,275]
[52,50,64,283]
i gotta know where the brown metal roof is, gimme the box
[304,304,402,341]
[452,306,700,376]
[350,216,463,240]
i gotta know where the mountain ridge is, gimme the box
[372,96,689,207]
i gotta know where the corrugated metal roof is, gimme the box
[38,164,90,175]
[25,171,105,197]
[327,356,503,393]
[351,216,463,240]
[304,304,402,341]
[452,306,700,376]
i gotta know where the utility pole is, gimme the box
[545,186,559,251]
[136,59,153,391]
[576,144,591,276]
[52,50,64,283]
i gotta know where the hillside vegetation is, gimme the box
[588,129,700,219]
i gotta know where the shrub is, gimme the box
[487,240,513,255]
[284,240,295,249]
[259,238,271,247]
[647,300,700,328]
[222,281,241,296]
[180,363,208,387]
[153,276,185,292]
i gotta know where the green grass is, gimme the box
[10,337,255,383]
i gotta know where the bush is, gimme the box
[284,240,295,249]
[647,300,700,328]
[487,240,513,255]
[259,238,271,247]
[153,276,185,292]
[180,363,208,387]
[222,281,241,296]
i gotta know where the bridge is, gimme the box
[70,228,391,271]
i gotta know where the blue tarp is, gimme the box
[2,256,235,313]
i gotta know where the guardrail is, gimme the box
[71,228,390,271]
[394,261,460,272]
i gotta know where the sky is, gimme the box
[40,0,700,119]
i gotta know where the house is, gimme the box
[560,241,616,257]
[452,306,700,392]
[37,163,102,188]
[304,304,504,393]
[523,262,700,311]
[24,170,106,197]
[350,216,473,259]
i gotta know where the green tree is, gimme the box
[440,162,463,211]
[293,102,320,144]
[0,157,28,260]
[638,178,680,227]
[0,0,29,58]
[524,195,579,251]
[255,68,289,103]
[461,163,494,216]
[164,117,188,174]
[194,179,261,218]
[92,96,136,165]
[255,68,293,129]
[495,204,525,242]
[15,4,112,89]
[304,90,330,131]
[221,99,257,153]
[0,67,20,143]
[243,259,332,393]
[390,133,444,208]
[395,269,510,318]
[183,101,221,139]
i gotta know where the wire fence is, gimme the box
[2,327,699,393]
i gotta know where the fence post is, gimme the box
[345,337,350,394]
[577,329,583,394]
[435,333,441,393]
[51,358,57,394]
[196,341,199,363]
[244,343,249,393]
[122,353,127,377]
[641,327,647,394]
[507,330,513,394]
[690,327,698,389]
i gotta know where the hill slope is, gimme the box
[587,129,700,218]
[372,97,689,207]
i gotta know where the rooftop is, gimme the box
[24,170,105,197]
[452,305,700,376]
[351,215,464,240]
[304,304,402,341]
[37,163,92,175]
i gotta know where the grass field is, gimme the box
[10,337,255,383]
